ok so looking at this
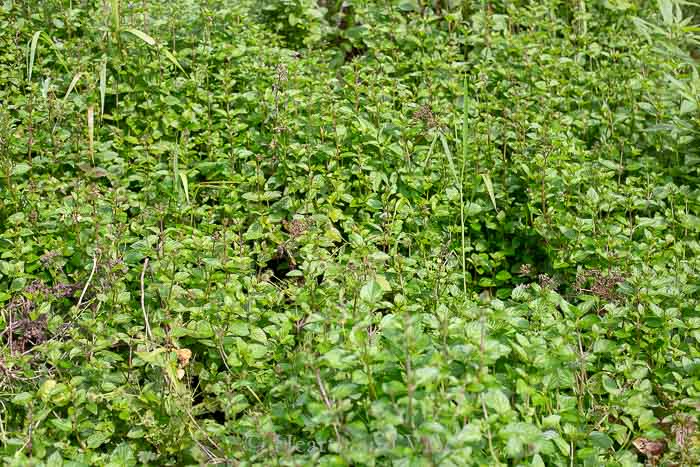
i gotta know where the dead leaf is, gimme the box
[176,348,192,368]
[632,437,666,459]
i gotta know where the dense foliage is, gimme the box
[1,0,699,465]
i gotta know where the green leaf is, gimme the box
[50,418,73,432]
[127,428,145,439]
[415,367,440,387]
[602,375,621,395]
[360,279,384,304]
[323,348,350,369]
[244,222,264,240]
[483,388,510,415]
[455,423,481,443]
[230,321,250,336]
[46,451,63,467]
[11,163,31,176]
[659,0,674,25]
[589,431,614,449]
[86,431,111,449]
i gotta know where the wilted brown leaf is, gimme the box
[632,437,666,461]
[176,348,192,368]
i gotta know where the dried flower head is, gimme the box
[283,218,311,238]
[412,104,437,128]
[538,273,559,290]
[276,63,288,83]
[672,415,697,448]
[40,250,61,266]
[518,264,533,277]
[574,269,625,302]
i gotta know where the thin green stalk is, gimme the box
[461,75,470,292]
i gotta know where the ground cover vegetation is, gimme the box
[0,0,699,465]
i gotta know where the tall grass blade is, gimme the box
[173,144,180,202]
[124,27,156,45]
[460,75,470,293]
[482,173,497,212]
[111,0,120,34]
[28,31,42,83]
[439,132,458,183]
[100,59,107,118]
[162,48,187,75]
[179,172,190,205]
[124,28,187,76]
[87,105,94,165]
[41,34,69,73]
[64,72,83,100]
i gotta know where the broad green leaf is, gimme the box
[86,431,111,449]
[415,367,440,387]
[12,392,33,405]
[230,321,250,336]
[483,388,510,415]
[323,348,350,369]
[50,418,73,432]
[360,279,383,304]
[11,163,31,176]
[602,375,621,395]
[589,431,614,449]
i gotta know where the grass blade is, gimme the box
[179,172,190,205]
[63,72,84,100]
[100,59,107,118]
[124,28,187,76]
[28,30,42,83]
[462,75,469,163]
[124,27,156,46]
[173,144,180,202]
[460,74,470,293]
[439,132,458,183]
[111,0,120,34]
[40,33,69,73]
[87,105,94,165]
[482,173,498,212]
[162,48,187,75]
